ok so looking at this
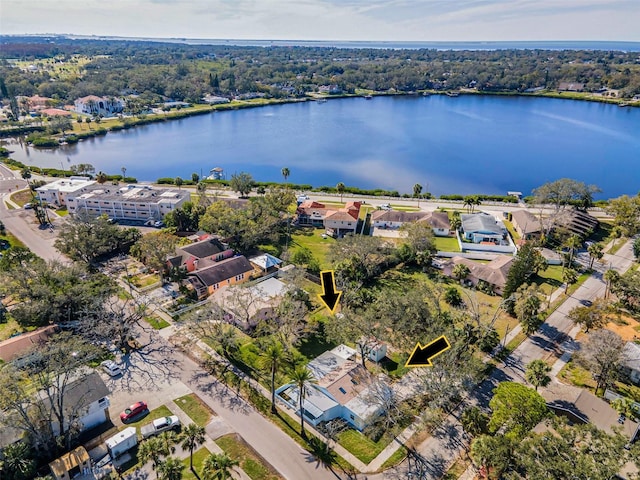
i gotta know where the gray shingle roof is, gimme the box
[461,213,503,235]
[189,256,254,287]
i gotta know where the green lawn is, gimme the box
[336,429,387,464]
[144,316,170,330]
[534,265,564,295]
[181,447,211,480]
[216,434,281,480]
[379,445,408,471]
[0,318,23,341]
[503,220,520,241]
[558,360,596,391]
[175,393,214,426]
[290,226,336,269]
[433,236,460,252]
[0,232,26,249]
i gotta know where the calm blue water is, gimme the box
[3,95,640,198]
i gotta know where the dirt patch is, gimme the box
[605,315,640,341]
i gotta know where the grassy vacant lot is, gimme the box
[558,360,597,391]
[289,226,335,269]
[10,189,33,207]
[175,393,213,426]
[337,429,387,464]
[534,265,564,296]
[143,316,170,330]
[216,433,282,480]
[181,447,211,480]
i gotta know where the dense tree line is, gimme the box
[1,36,640,109]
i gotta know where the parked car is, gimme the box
[120,401,148,423]
[141,415,181,438]
[101,360,122,377]
[23,203,33,209]
[154,221,164,228]
[379,203,391,210]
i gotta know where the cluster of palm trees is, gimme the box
[138,423,239,480]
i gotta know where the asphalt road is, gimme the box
[0,163,69,263]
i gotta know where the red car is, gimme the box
[120,401,148,422]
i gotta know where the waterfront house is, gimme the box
[511,209,543,241]
[558,82,585,92]
[203,94,230,104]
[461,212,507,244]
[40,108,72,117]
[442,255,514,295]
[74,95,124,117]
[296,200,333,227]
[370,210,451,236]
[185,255,255,298]
[276,345,384,431]
[551,209,599,239]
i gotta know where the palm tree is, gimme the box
[157,457,185,480]
[413,183,422,198]
[180,423,206,472]
[259,341,285,413]
[121,166,127,182]
[281,167,290,183]
[525,359,551,391]
[289,365,317,438]
[563,234,582,268]
[336,182,345,202]
[20,167,31,185]
[96,171,108,184]
[175,176,183,190]
[138,437,169,478]
[201,452,239,480]
[604,268,619,298]
[562,267,578,294]
[0,442,35,480]
[452,263,470,284]
[587,242,604,269]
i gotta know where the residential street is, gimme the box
[2,173,637,479]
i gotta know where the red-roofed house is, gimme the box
[40,108,72,117]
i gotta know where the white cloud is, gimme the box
[2,0,639,40]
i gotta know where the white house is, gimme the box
[66,184,190,221]
[622,342,640,385]
[371,210,451,236]
[36,176,96,207]
[461,212,506,243]
[276,345,385,431]
[41,371,111,437]
[74,95,124,117]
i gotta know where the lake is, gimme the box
[3,95,640,198]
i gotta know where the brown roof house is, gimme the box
[443,255,515,295]
[185,255,256,299]
[166,236,233,273]
[511,209,543,241]
[551,209,599,239]
[0,325,59,363]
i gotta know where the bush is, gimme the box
[444,286,463,306]
[32,137,59,147]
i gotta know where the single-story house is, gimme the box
[41,108,72,117]
[442,255,515,295]
[203,94,230,105]
[461,212,507,244]
[49,446,92,480]
[276,345,385,431]
[249,253,283,273]
[370,210,451,236]
[558,82,585,92]
[622,342,640,385]
[511,209,543,241]
[167,236,232,273]
[186,255,255,298]
[0,325,59,362]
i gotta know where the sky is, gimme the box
[2,0,640,42]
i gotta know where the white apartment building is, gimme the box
[65,184,190,221]
[36,176,96,207]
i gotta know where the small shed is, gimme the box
[49,446,91,480]
[249,253,283,273]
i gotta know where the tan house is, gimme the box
[511,210,542,241]
[443,255,515,295]
[371,210,451,236]
[0,325,58,362]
